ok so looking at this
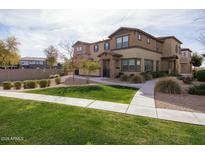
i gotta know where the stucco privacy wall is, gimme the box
[0,69,62,82]
[79,69,100,76]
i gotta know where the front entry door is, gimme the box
[103,60,110,77]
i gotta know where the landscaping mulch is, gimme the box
[155,92,205,113]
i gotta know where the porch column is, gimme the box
[141,58,144,72]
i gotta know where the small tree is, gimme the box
[0,37,20,68]
[80,59,100,83]
[59,40,80,81]
[44,45,58,69]
[191,52,203,68]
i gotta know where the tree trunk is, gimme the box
[72,70,75,82]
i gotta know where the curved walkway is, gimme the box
[0,77,205,126]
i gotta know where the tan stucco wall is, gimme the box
[113,47,161,74]
[73,43,90,55]
[161,38,181,57]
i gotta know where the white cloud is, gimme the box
[0,9,204,59]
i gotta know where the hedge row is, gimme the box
[2,76,61,90]
[119,71,168,83]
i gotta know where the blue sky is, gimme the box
[0,9,205,65]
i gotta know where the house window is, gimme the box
[144,59,153,72]
[137,33,142,40]
[116,35,129,48]
[94,44,99,52]
[156,60,159,71]
[175,45,178,53]
[104,42,110,50]
[121,59,141,72]
[122,59,128,72]
[147,38,150,44]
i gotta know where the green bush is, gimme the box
[49,75,55,79]
[196,70,205,82]
[13,81,22,90]
[182,76,193,84]
[39,80,49,88]
[155,77,182,94]
[3,81,12,90]
[130,75,144,83]
[55,77,61,85]
[120,74,129,81]
[188,84,205,95]
[23,80,37,89]
[48,79,51,86]
[54,74,60,78]
[140,72,153,81]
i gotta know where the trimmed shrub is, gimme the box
[182,76,193,84]
[189,84,205,95]
[193,69,197,79]
[196,70,205,82]
[120,74,129,81]
[54,74,60,78]
[130,75,144,83]
[140,72,153,81]
[55,77,61,85]
[39,79,49,88]
[155,77,182,94]
[48,79,51,86]
[23,80,37,89]
[13,81,22,90]
[3,81,12,90]
[129,74,135,77]
[49,75,55,79]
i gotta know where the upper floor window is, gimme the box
[137,33,142,40]
[104,42,110,50]
[175,45,178,53]
[76,47,82,52]
[147,38,150,44]
[116,35,129,49]
[94,44,99,52]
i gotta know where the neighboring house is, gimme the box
[179,48,192,74]
[20,57,47,69]
[73,27,192,78]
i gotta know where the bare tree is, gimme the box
[195,17,205,57]
[59,40,81,81]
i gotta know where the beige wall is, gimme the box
[79,69,100,76]
[109,29,162,53]
[73,43,90,56]
[114,48,161,74]
[161,38,181,57]
[0,69,62,83]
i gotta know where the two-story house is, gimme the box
[73,27,192,78]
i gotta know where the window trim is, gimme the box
[104,41,110,50]
[147,38,150,44]
[121,58,141,72]
[116,35,129,49]
[94,44,99,52]
[137,33,142,41]
[144,59,154,72]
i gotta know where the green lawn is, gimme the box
[0,97,205,145]
[25,84,137,104]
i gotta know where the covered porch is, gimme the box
[161,55,179,74]
[98,52,122,78]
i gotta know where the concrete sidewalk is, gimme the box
[0,84,205,126]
